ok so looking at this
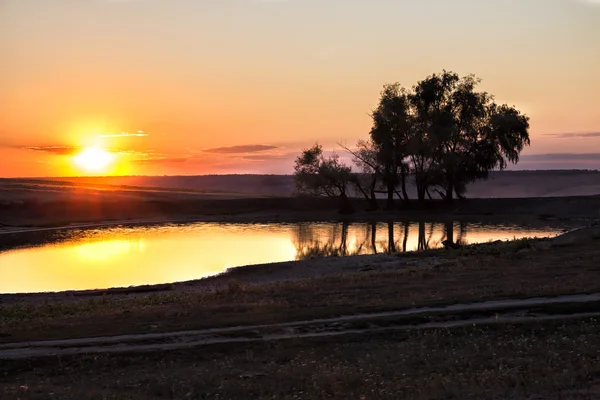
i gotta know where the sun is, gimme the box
[73,147,115,172]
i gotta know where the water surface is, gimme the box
[0,221,564,294]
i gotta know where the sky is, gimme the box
[1,0,599,177]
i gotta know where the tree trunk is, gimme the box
[339,222,349,255]
[415,178,423,203]
[354,179,377,211]
[417,221,426,251]
[455,186,465,200]
[445,221,454,243]
[386,175,395,210]
[338,192,354,214]
[444,175,454,203]
[417,182,426,203]
[387,221,396,253]
[370,222,377,254]
[402,222,409,253]
[400,165,409,204]
[369,174,379,210]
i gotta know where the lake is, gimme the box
[0,221,566,294]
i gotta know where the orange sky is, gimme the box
[1,0,599,177]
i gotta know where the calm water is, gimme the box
[0,221,565,294]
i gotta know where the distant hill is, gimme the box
[44,170,600,199]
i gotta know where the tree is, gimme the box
[409,70,530,202]
[369,83,413,208]
[294,70,531,209]
[293,144,354,213]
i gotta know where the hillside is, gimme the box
[40,170,600,199]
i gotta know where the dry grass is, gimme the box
[2,319,600,399]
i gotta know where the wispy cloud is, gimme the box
[543,132,600,138]
[24,146,79,155]
[134,157,189,164]
[203,145,279,154]
[100,131,149,138]
[237,153,294,161]
[521,153,600,161]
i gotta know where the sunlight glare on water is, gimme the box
[0,221,564,294]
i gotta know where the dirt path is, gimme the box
[2,293,599,360]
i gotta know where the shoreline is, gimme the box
[0,233,567,304]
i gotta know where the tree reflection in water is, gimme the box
[294,221,470,260]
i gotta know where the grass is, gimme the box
[2,319,600,399]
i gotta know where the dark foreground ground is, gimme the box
[1,233,600,399]
[3,320,600,400]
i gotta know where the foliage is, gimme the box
[408,71,530,201]
[364,70,530,205]
[369,83,413,207]
[293,144,353,198]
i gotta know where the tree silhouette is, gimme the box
[369,84,413,208]
[293,143,354,213]
[296,71,530,206]
[409,71,530,201]
[366,70,530,203]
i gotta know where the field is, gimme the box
[1,171,600,229]
[36,169,600,198]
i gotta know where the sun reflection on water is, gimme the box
[0,222,565,294]
[75,239,146,261]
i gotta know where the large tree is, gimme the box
[409,70,530,202]
[369,83,413,208]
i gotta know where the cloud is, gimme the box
[238,154,292,161]
[100,131,149,138]
[134,157,189,164]
[24,146,80,155]
[203,145,279,154]
[521,153,600,161]
[543,132,600,138]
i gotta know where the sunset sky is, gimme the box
[1,0,599,177]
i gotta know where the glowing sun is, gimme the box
[73,147,114,172]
